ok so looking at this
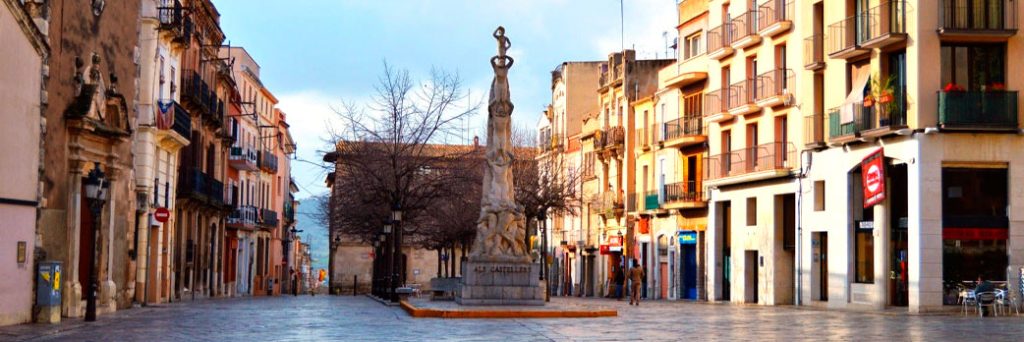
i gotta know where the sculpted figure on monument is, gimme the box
[470,27,529,263]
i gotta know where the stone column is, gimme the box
[873,191,890,310]
[63,161,85,317]
[99,167,119,312]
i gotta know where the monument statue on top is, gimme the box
[459,27,544,305]
[470,26,528,263]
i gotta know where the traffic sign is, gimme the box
[154,207,170,223]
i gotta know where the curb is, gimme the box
[399,301,617,319]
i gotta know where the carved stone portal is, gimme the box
[458,27,544,306]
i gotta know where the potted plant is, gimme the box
[870,74,900,126]
[863,94,874,107]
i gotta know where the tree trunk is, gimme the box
[436,249,442,277]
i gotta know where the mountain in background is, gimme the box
[295,195,329,273]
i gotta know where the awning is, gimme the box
[841,66,872,124]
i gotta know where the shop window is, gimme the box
[814,180,825,211]
[941,167,1009,304]
[746,197,757,226]
[851,167,874,284]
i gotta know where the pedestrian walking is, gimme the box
[629,259,644,306]
[614,267,625,300]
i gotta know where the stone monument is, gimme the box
[457,27,544,305]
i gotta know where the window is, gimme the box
[855,228,874,283]
[746,197,757,226]
[940,44,1005,91]
[684,32,702,59]
[852,167,875,284]
[814,180,825,211]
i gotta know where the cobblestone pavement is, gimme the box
[3,295,1024,341]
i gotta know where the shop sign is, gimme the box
[599,244,610,255]
[678,231,698,245]
[862,148,886,208]
[943,228,1009,240]
[609,246,622,252]
[857,221,874,230]
[607,235,622,246]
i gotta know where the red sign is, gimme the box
[154,207,171,223]
[599,245,610,255]
[862,148,886,208]
[943,228,1009,241]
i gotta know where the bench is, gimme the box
[429,277,461,301]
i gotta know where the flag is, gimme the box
[156,100,174,129]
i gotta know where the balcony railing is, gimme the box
[804,113,825,148]
[939,0,1018,34]
[705,89,726,116]
[707,23,734,54]
[229,146,259,170]
[182,71,209,115]
[260,208,279,228]
[803,34,825,70]
[171,103,191,140]
[731,11,761,42]
[643,191,659,211]
[228,205,258,227]
[157,0,191,46]
[728,79,757,110]
[754,69,794,103]
[259,150,279,173]
[664,116,703,141]
[705,142,797,180]
[827,15,866,56]
[664,181,705,204]
[862,1,907,45]
[178,168,225,205]
[827,99,908,140]
[636,128,649,148]
[759,0,794,32]
[938,90,1019,129]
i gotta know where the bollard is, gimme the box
[353,275,358,296]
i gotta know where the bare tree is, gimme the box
[511,127,582,255]
[325,62,480,246]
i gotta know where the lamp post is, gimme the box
[390,205,403,303]
[371,238,380,297]
[83,163,107,322]
[539,210,550,302]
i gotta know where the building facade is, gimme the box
[0,0,47,326]
[798,0,1024,313]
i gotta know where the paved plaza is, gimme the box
[2,296,1024,341]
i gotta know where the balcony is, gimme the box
[171,102,191,141]
[707,23,735,60]
[260,208,279,228]
[754,69,794,108]
[731,11,763,50]
[596,126,625,154]
[705,142,797,185]
[643,191,659,211]
[663,181,706,209]
[804,113,826,149]
[259,150,279,173]
[827,99,907,144]
[662,116,706,148]
[157,0,192,48]
[827,15,870,59]
[938,0,1019,41]
[227,205,258,230]
[181,71,209,116]
[660,58,709,89]
[803,34,825,71]
[599,59,624,89]
[728,79,760,116]
[704,89,733,123]
[860,1,907,49]
[758,0,793,38]
[636,128,651,151]
[938,90,1019,130]
[229,146,259,171]
[178,168,225,206]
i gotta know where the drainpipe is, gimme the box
[796,150,813,306]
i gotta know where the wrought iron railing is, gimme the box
[707,23,735,54]
[728,78,757,110]
[731,11,761,42]
[864,1,907,42]
[664,116,703,140]
[759,0,794,32]
[169,101,191,140]
[938,90,1019,129]
[803,34,824,68]
[804,113,825,147]
[755,69,794,102]
[705,88,727,116]
[705,142,797,180]
[664,181,705,203]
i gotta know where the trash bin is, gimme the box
[36,261,62,323]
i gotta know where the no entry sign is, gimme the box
[154,207,170,223]
[862,148,886,208]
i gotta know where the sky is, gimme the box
[215,0,680,201]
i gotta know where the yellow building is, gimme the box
[703,0,800,306]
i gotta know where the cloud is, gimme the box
[276,90,349,199]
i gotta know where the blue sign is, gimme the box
[678,231,697,245]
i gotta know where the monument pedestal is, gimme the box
[457,261,544,306]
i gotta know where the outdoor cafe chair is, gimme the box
[960,288,977,315]
[976,291,998,317]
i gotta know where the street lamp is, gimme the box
[539,210,550,302]
[83,163,108,322]
[390,205,403,303]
